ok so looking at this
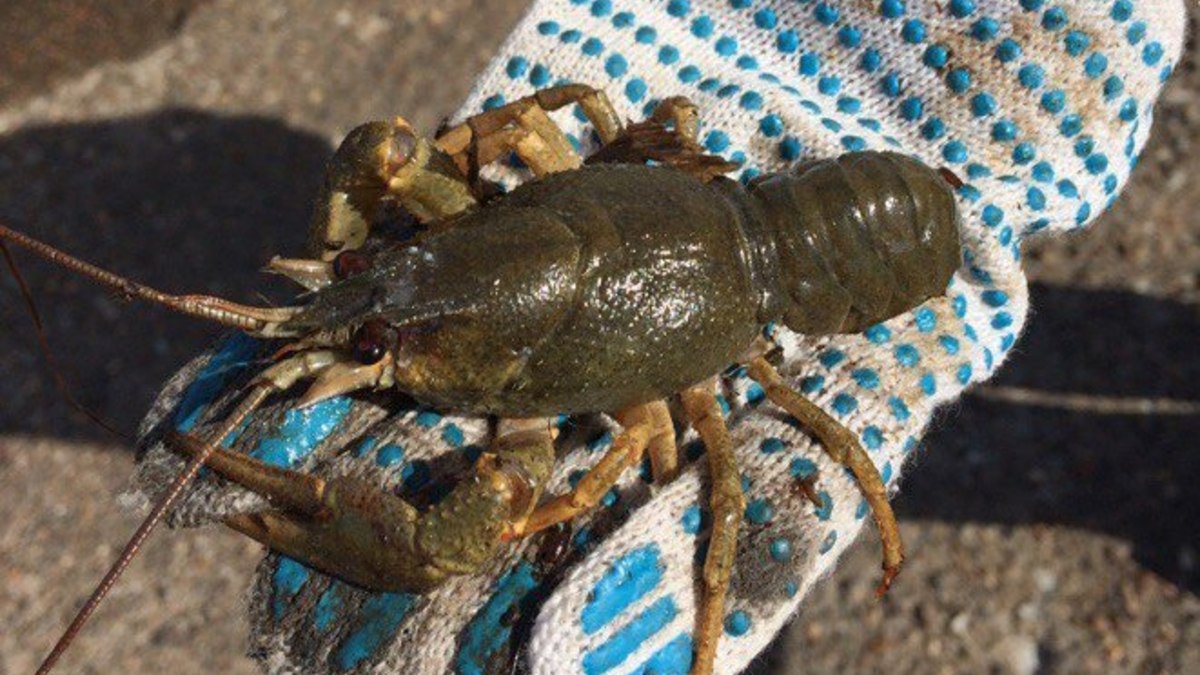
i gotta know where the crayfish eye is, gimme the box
[333,250,372,279]
[387,126,417,170]
[351,319,394,365]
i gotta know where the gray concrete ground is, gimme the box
[0,2,1196,674]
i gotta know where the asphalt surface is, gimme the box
[1,2,1196,674]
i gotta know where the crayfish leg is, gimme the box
[680,383,745,675]
[746,357,904,596]
[435,83,622,178]
[517,400,675,536]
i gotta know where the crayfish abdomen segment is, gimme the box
[750,151,962,334]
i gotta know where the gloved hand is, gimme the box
[132,1,1186,673]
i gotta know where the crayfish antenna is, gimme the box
[34,382,276,675]
[0,223,301,334]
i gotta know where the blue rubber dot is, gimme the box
[815,3,839,25]
[769,538,793,562]
[442,424,464,448]
[667,0,690,17]
[1041,89,1066,112]
[839,25,862,48]
[790,457,817,480]
[1041,7,1068,31]
[1086,153,1109,174]
[901,19,926,43]
[981,290,1009,307]
[819,531,838,554]
[705,130,730,152]
[590,0,612,17]
[505,56,528,79]
[481,94,505,111]
[1060,113,1083,137]
[938,334,961,355]
[971,92,997,117]
[625,78,647,102]
[1127,21,1147,44]
[658,45,680,64]
[681,505,703,534]
[715,35,738,56]
[865,324,892,343]
[900,96,924,120]
[1021,0,1045,10]
[971,17,999,41]
[1103,75,1125,100]
[759,113,784,137]
[754,8,777,29]
[1031,161,1054,182]
[914,306,937,332]
[777,29,799,53]
[818,76,841,95]
[924,44,949,69]
[760,437,786,455]
[920,372,937,395]
[1119,98,1138,122]
[881,71,902,97]
[838,96,862,113]
[1143,42,1164,66]
[582,37,604,56]
[559,29,581,44]
[1084,52,1108,78]
[942,140,968,163]
[1076,201,1092,224]
[1012,142,1036,164]
[863,426,884,450]
[852,368,880,389]
[992,312,1014,329]
[995,38,1022,62]
[889,396,911,421]
[991,119,1018,141]
[739,91,763,111]
[799,51,821,76]
[841,135,867,151]
[536,21,560,35]
[946,67,971,93]
[725,611,752,637]
[830,391,859,413]
[415,410,442,427]
[1018,63,1045,88]
[921,117,946,140]
[529,64,551,87]
[691,15,714,38]
[950,0,976,18]
[612,10,633,27]
[895,343,920,367]
[955,294,969,318]
[635,26,657,43]
[819,348,847,368]
[800,375,824,394]
[1111,0,1132,21]
[375,444,405,468]
[745,499,774,524]
[736,55,758,70]
[1064,30,1090,56]
[861,47,883,72]
[779,136,803,161]
[604,53,628,77]
[881,0,906,19]
[678,65,701,83]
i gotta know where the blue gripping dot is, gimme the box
[174,333,260,433]
[271,557,311,620]
[724,610,752,636]
[333,592,418,671]
[631,633,693,675]
[583,597,678,675]
[249,397,353,468]
[455,562,539,675]
[581,545,664,634]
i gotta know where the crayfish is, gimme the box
[2,83,961,675]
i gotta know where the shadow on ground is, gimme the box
[1,112,1196,600]
[0,109,332,438]
[903,284,1200,594]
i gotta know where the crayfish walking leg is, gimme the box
[746,357,903,595]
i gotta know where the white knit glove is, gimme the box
[134,1,1186,673]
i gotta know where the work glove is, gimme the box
[132,1,1186,673]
